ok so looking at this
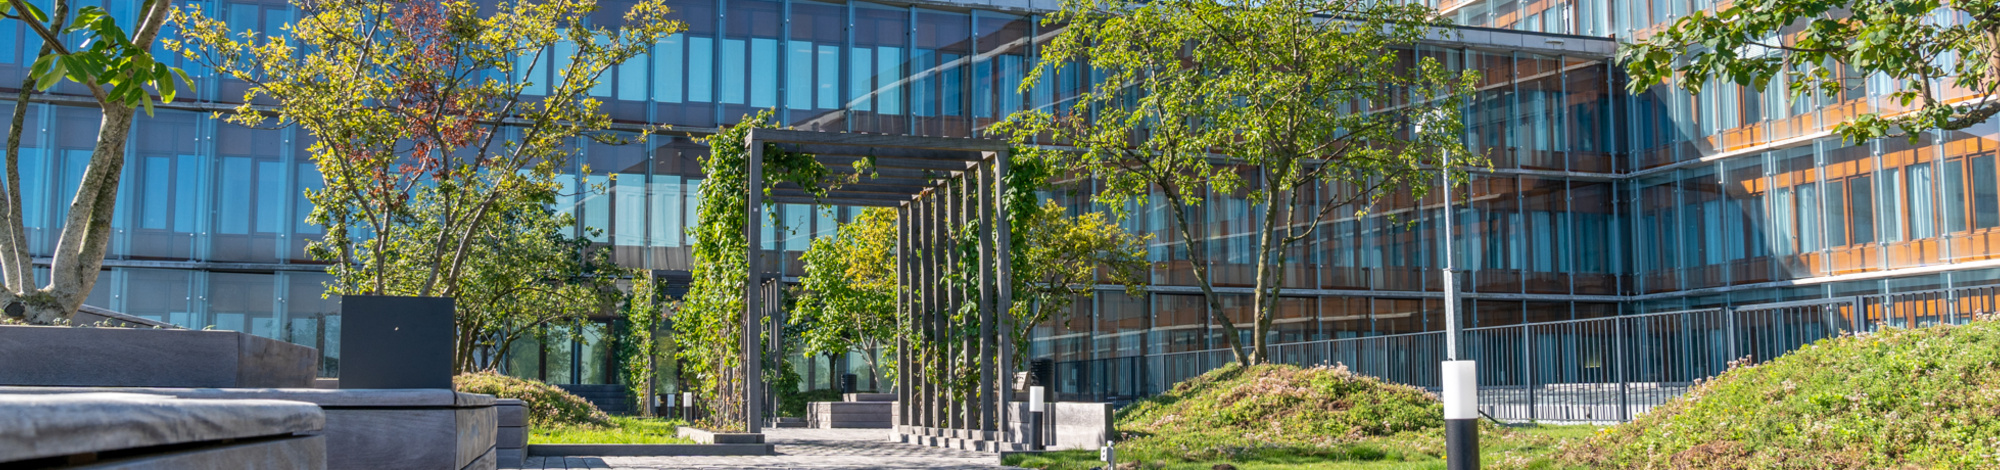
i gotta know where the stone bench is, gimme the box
[0,392,325,468]
[0,387,495,470]
[808,401,894,429]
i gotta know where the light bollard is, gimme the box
[1442,360,1478,470]
[682,392,695,421]
[1028,386,1046,450]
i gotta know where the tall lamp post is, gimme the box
[1437,143,1477,470]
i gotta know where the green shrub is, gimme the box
[454,371,611,428]
[1557,320,2000,469]
[778,388,845,418]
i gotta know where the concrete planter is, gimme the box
[0,325,316,388]
[0,387,497,470]
[340,295,455,389]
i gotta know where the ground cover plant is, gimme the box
[454,371,611,428]
[531,415,692,445]
[1551,320,2000,469]
[1005,364,1599,469]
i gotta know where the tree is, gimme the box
[790,207,899,390]
[1006,199,1149,365]
[998,0,1475,365]
[449,199,628,374]
[170,0,680,299]
[1622,0,2000,141]
[1,0,192,324]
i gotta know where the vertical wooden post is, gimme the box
[993,148,1014,446]
[976,157,997,440]
[898,203,912,431]
[921,194,938,431]
[743,132,764,433]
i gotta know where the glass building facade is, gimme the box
[6,0,2000,415]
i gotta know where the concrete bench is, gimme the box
[0,392,325,468]
[808,401,894,429]
[0,387,495,470]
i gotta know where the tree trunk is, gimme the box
[23,104,134,324]
[1161,183,1251,366]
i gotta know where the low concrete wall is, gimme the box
[495,399,526,468]
[808,401,893,428]
[0,387,495,470]
[0,325,316,388]
[1005,402,1114,451]
[0,392,325,469]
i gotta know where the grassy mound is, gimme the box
[1556,320,2000,469]
[1011,363,1594,469]
[1121,364,1443,447]
[454,371,612,428]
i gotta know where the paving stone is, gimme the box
[507,428,1020,469]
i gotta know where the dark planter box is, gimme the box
[0,325,316,388]
[340,295,455,389]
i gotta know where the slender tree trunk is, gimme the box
[1,1,69,319]
[1162,183,1250,365]
[25,104,134,324]
[1249,183,1288,365]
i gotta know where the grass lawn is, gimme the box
[530,416,696,444]
[1002,424,1599,470]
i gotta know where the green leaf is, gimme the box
[31,54,64,90]
[16,1,47,22]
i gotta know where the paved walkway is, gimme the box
[517,428,1021,470]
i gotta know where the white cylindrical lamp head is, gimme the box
[1028,386,1045,409]
[1441,360,1477,420]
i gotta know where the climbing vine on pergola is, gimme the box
[676,113,1030,444]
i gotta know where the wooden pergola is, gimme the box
[740,129,1020,450]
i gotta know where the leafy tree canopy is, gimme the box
[998,0,1475,365]
[1622,0,2000,141]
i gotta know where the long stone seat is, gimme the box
[0,392,325,468]
[0,387,495,470]
[808,401,894,428]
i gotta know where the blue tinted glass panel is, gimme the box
[618,44,647,101]
[219,157,252,235]
[176,155,200,233]
[816,45,839,109]
[751,38,777,108]
[787,41,813,110]
[650,175,681,247]
[655,35,684,103]
[19,149,41,230]
[849,47,873,112]
[256,161,285,234]
[689,37,713,102]
[720,39,745,105]
[297,163,322,234]
[142,157,170,230]
[941,54,961,116]
[877,47,901,114]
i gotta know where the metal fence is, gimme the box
[1049,286,2000,423]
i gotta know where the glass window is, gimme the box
[689,36,714,102]
[1827,181,1848,246]
[720,38,746,105]
[1851,176,1875,244]
[211,273,277,339]
[1946,159,1967,232]
[655,35,685,103]
[1910,164,1935,238]
[1975,154,1999,229]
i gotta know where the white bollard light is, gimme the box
[1441,360,1478,470]
[1028,386,1046,450]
